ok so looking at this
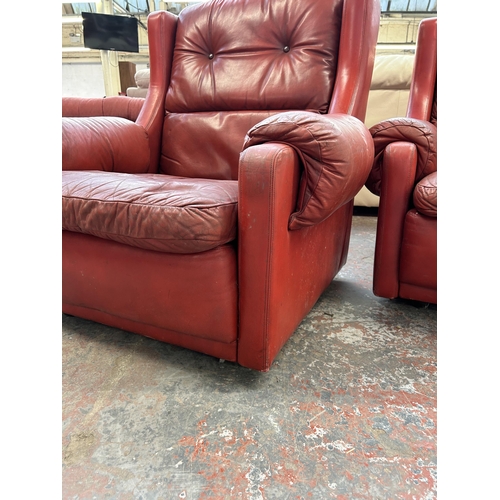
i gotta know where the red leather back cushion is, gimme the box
[165,0,343,113]
[160,110,279,179]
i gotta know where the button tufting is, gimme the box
[283,46,290,53]
[208,53,214,59]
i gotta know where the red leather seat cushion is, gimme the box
[62,171,238,253]
[413,171,437,218]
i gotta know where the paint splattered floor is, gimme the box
[62,214,437,499]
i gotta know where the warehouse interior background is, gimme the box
[1,1,498,498]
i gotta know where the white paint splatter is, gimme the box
[368,456,401,463]
[330,440,354,453]
[268,415,281,434]
[245,465,266,500]
[219,428,233,441]
[305,426,328,440]
[336,326,364,345]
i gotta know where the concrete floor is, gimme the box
[62,213,437,499]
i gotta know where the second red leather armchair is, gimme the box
[365,17,437,304]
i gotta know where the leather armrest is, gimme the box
[237,143,302,370]
[373,141,418,299]
[62,96,144,121]
[62,117,150,173]
[366,117,437,196]
[242,111,374,230]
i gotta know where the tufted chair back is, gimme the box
[158,0,342,180]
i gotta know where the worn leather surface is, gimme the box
[165,0,343,114]
[135,11,178,173]
[62,170,238,253]
[399,209,437,292]
[160,0,344,182]
[63,231,238,347]
[243,111,373,229]
[365,117,437,197]
[237,142,353,370]
[62,96,144,121]
[62,117,150,173]
[160,110,279,180]
[413,171,437,218]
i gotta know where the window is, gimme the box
[381,0,437,13]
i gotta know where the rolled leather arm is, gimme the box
[62,96,144,121]
[62,117,150,173]
[365,117,437,196]
[242,111,374,230]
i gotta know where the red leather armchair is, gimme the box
[365,17,437,304]
[62,0,380,371]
